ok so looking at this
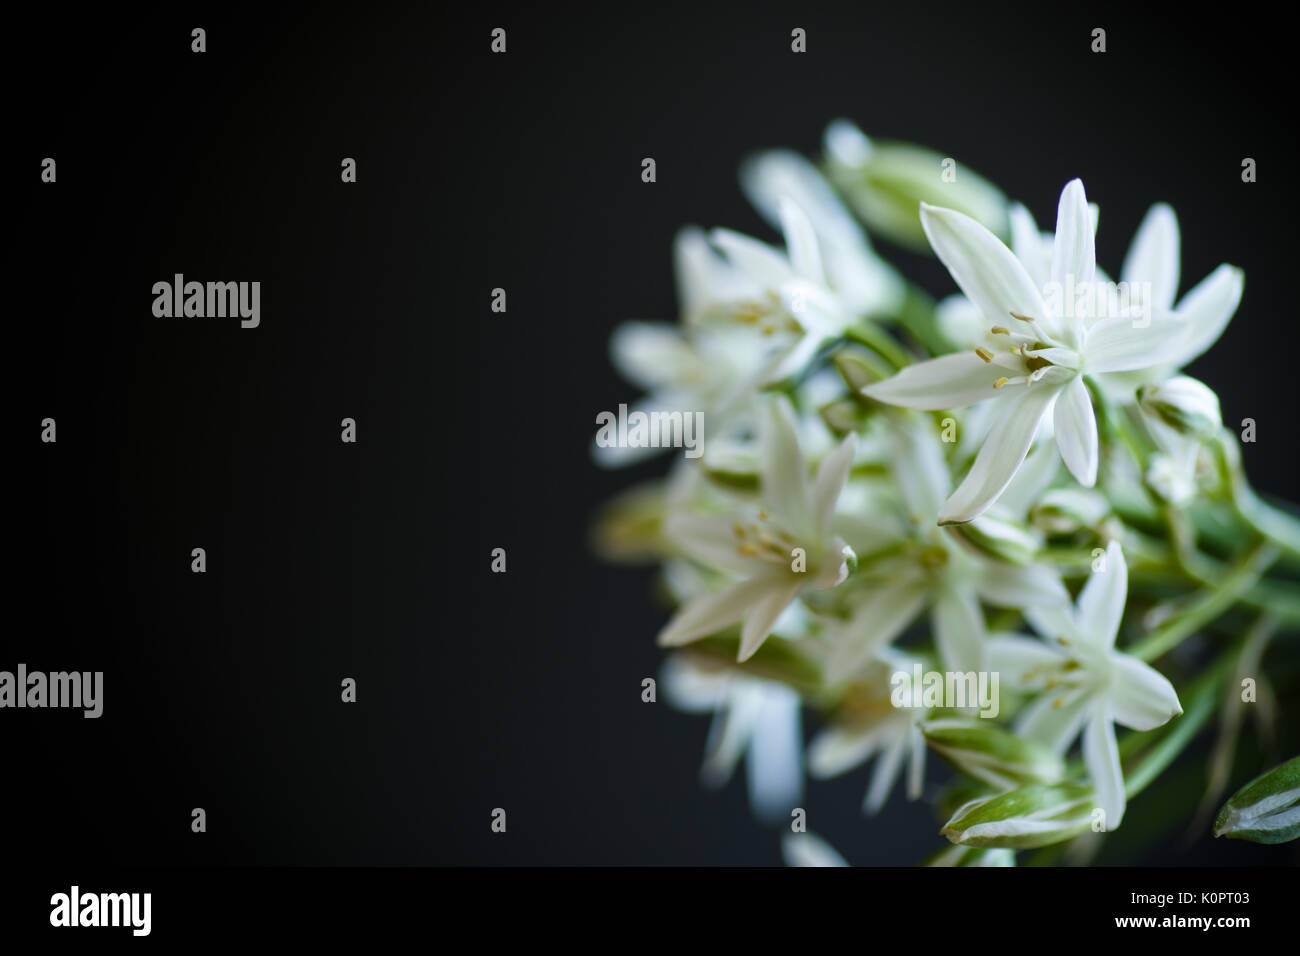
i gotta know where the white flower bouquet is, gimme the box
[592,121,1300,865]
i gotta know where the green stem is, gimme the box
[1124,674,1220,799]
[1127,540,1279,662]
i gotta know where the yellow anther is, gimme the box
[990,326,1010,335]
[733,522,747,539]
[737,543,759,557]
[1009,311,1036,324]
[992,377,1010,389]
[974,347,994,363]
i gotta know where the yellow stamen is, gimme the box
[992,377,1009,389]
[1009,311,1036,324]
[990,326,1010,335]
[974,347,994,363]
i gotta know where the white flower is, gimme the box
[740,147,903,320]
[662,655,804,824]
[1093,203,1244,401]
[592,320,776,467]
[987,541,1183,829]
[658,395,857,661]
[823,418,1067,679]
[806,649,928,814]
[863,178,1239,524]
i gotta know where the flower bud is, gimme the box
[822,119,1008,251]
[922,719,1065,789]
[941,782,1097,849]
[1213,756,1300,844]
[1137,375,1222,441]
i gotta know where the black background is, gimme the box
[10,2,1298,867]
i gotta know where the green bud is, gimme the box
[941,782,1097,849]
[922,719,1064,789]
[819,398,869,437]
[831,346,883,393]
[822,120,1008,251]
[1213,756,1300,844]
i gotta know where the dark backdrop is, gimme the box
[10,2,1297,866]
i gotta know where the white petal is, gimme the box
[1077,540,1126,649]
[660,655,731,712]
[664,513,769,577]
[778,197,827,285]
[936,295,989,347]
[608,321,693,390]
[991,436,1060,520]
[1165,264,1244,368]
[862,352,1010,410]
[808,723,892,778]
[932,587,987,673]
[1108,654,1182,731]
[761,396,811,532]
[825,580,929,683]
[782,831,849,867]
[811,434,857,536]
[746,683,804,822]
[977,562,1070,609]
[1024,601,1082,646]
[658,576,779,648]
[1016,686,1091,754]
[1051,179,1097,304]
[700,685,762,787]
[1083,701,1125,829]
[920,202,1049,329]
[939,380,1064,524]
[890,419,952,519]
[1085,314,1195,374]
[1121,203,1180,312]
[864,735,908,814]
[1008,202,1047,288]
[1053,375,1098,487]
[739,581,803,661]
[710,227,796,287]
[906,723,926,800]
[987,634,1065,689]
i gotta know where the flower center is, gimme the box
[969,312,1072,390]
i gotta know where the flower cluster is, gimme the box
[593,121,1300,864]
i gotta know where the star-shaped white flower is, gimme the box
[824,417,1067,680]
[658,395,857,661]
[987,541,1183,829]
[862,178,1238,524]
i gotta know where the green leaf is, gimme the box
[1213,756,1300,844]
